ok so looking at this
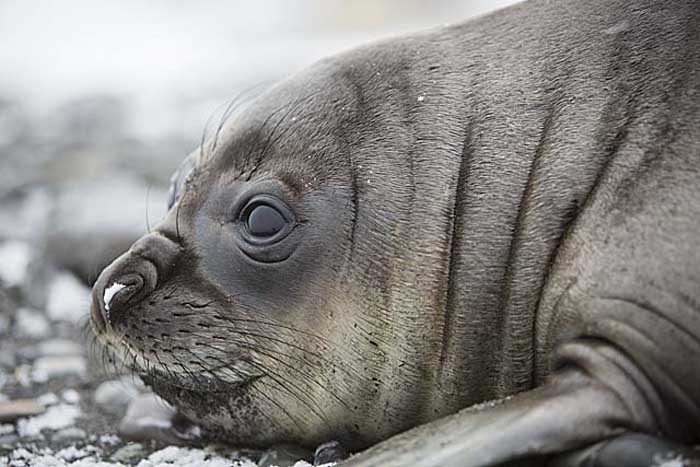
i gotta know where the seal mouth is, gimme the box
[142,371,263,396]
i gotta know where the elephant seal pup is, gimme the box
[90,0,700,464]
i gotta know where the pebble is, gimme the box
[313,441,347,465]
[13,307,50,339]
[32,355,87,382]
[259,445,312,467]
[56,445,91,461]
[51,426,87,442]
[0,398,44,422]
[110,442,147,464]
[37,392,60,406]
[99,433,121,445]
[119,392,202,446]
[39,338,83,357]
[0,433,19,447]
[94,378,141,415]
[0,311,9,336]
[61,388,81,404]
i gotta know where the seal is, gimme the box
[90,0,700,465]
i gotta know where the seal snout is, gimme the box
[90,232,179,332]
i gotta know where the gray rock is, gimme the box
[31,355,87,382]
[13,307,50,339]
[0,351,14,370]
[0,433,19,448]
[0,399,44,422]
[313,441,348,465]
[0,188,52,242]
[110,442,147,464]
[0,309,9,336]
[38,339,82,357]
[94,378,141,415]
[259,445,313,467]
[51,426,87,443]
[119,392,202,446]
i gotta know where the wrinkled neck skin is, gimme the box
[132,0,696,451]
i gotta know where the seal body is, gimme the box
[91,0,700,464]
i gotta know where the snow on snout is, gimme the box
[103,282,126,312]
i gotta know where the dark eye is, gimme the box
[246,204,285,237]
[239,195,295,244]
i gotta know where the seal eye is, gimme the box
[246,204,285,237]
[238,195,295,245]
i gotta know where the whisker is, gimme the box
[192,333,352,413]
[145,184,152,234]
[183,345,329,428]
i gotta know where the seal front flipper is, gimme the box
[550,433,700,467]
[341,339,672,467]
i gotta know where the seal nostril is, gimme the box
[104,283,127,312]
[101,274,146,323]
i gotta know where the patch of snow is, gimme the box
[136,446,257,467]
[46,271,91,323]
[11,447,33,459]
[99,433,121,445]
[14,307,50,338]
[103,283,126,312]
[653,454,688,467]
[62,388,81,404]
[0,240,32,287]
[16,403,81,436]
[56,446,90,462]
[37,392,60,406]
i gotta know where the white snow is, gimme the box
[56,446,91,462]
[0,240,32,287]
[2,444,332,467]
[136,446,257,467]
[37,392,60,406]
[653,455,688,467]
[46,272,91,323]
[17,403,81,436]
[98,433,121,445]
[62,389,81,404]
[103,283,126,312]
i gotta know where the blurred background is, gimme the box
[0,0,518,290]
[0,1,518,464]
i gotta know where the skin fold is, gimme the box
[90,0,700,465]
